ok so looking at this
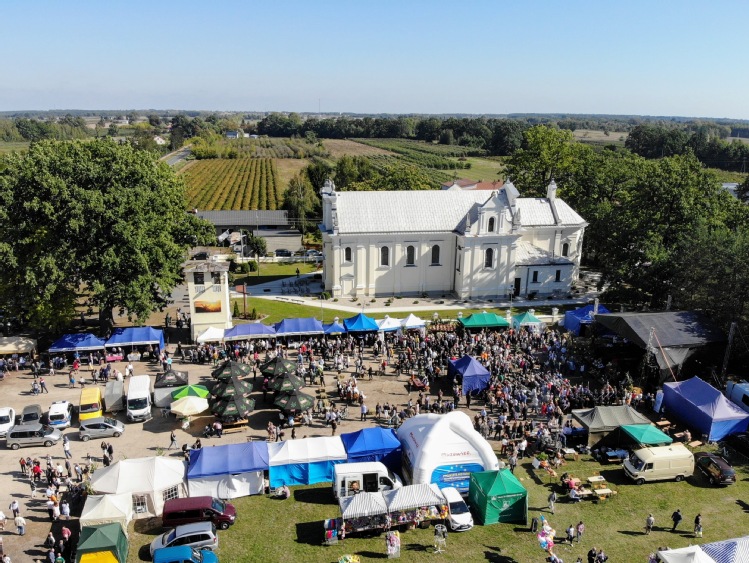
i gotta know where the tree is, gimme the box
[107,123,119,137]
[0,139,215,331]
[283,173,319,233]
[148,114,162,127]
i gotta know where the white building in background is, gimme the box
[183,260,232,340]
[319,179,587,300]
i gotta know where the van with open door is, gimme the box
[332,461,402,499]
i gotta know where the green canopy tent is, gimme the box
[621,424,673,447]
[458,312,510,330]
[260,356,297,378]
[171,385,210,400]
[75,522,129,563]
[468,469,528,525]
[211,360,251,380]
[512,311,543,331]
[270,372,305,393]
[208,378,253,399]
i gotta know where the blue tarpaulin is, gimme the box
[340,428,402,471]
[663,377,749,441]
[268,437,347,488]
[343,313,378,332]
[564,304,611,336]
[187,442,269,478]
[449,355,491,395]
[49,333,107,353]
[105,327,164,351]
[323,322,347,334]
[274,317,324,336]
[223,323,276,341]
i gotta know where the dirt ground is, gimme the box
[0,343,466,562]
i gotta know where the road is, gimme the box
[161,146,191,167]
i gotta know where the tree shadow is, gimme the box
[133,516,162,535]
[484,545,519,563]
[403,542,430,552]
[617,530,645,536]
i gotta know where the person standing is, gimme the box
[14,514,25,535]
[62,436,72,459]
[509,453,518,474]
[576,521,585,543]
[0,509,6,531]
[694,513,703,537]
[168,431,178,450]
[645,513,655,534]
[518,438,527,459]
[360,403,368,421]
[19,457,27,476]
[107,442,114,458]
[39,376,49,393]
[8,501,19,518]
[671,508,683,532]
[548,490,557,515]
[587,547,597,563]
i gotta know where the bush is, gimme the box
[232,301,240,318]
[247,260,258,272]
[249,307,258,320]
[320,291,331,300]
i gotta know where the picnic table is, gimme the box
[587,475,606,484]
[595,488,614,500]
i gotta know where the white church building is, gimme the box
[319,179,587,300]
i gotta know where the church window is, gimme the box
[484,248,494,269]
[532,271,539,283]
[380,246,389,267]
[344,247,352,262]
[555,270,561,282]
[488,217,495,233]
[406,245,415,266]
[562,243,569,257]
[431,245,440,265]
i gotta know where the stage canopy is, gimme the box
[223,323,275,341]
[274,317,324,336]
[449,355,491,395]
[0,336,37,355]
[105,327,164,351]
[563,304,610,336]
[459,312,509,329]
[343,313,378,332]
[49,333,106,353]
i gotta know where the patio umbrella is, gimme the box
[171,384,210,400]
[170,396,210,417]
[274,389,315,412]
[259,356,297,378]
[270,372,305,393]
[208,377,253,399]
[210,395,256,419]
[211,360,251,380]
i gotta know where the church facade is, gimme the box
[319,179,587,300]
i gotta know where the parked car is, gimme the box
[162,496,237,530]
[441,486,474,531]
[6,423,62,449]
[274,249,292,257]
[305,249,322,257]
[153,546,218,563]
[0,407,16,437]
[150,522,218,557]
[723,431,749,458]
[79,417,125,441]
[694,452,736,486]
[48,400,74,429]
[20,404,43,425]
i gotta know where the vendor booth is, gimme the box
[89,457,186,518]
[377,316,403,332]
[188,442,269,499]
[49,333,106,353]
[448,355,491,395]
[268,436,347,488]
[274,317,324,336]
[105,327,164,357]
[663,376,749,441]
[79,493,134,533]
[397,411,499,493]
[401,314,425,330]
[196,326,226,343]
[513,311,543,331]
[154,369,189,408]
[223,323,276,341]
[458,312,509,330]
[343,313,378,332]
[0,336,37,355]
[563,303,610,336]
[619,424,672,447]
[658,535,749,563]
[75,523,129,563]
[382,484,447,526]
[340,427,402,470]
[339,492,390,533]
[571,405,651,447]
[323,321,347,335]
[468,469,528,525]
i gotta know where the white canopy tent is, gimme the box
[79,493,134,533]
[0,336,37,355]
[197,326,226,343]
[657,546,717,563]
[339,492,389,519]
[377,316,403,332]
[382,483,445,512]
[89,457,186,518]
[401,314,425,329]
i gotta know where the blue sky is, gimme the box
[2,0,747,119]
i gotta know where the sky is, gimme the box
[2,0,748,119]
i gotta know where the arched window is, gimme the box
[344,247,352,262]
[406,245,415,266]
[488,217,495,233]
[561,243,569,257]
[484,248,494,269]
[431,245,440,265]
[380,246,389,267]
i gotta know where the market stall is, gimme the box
[268,436,347,488]
[382,484,447,529]
[339,492,389,533]
[75,523,129,563]
[188,442,269,499]
[49,333,106,354]
[468,469,528,525]
[79,493,134,533]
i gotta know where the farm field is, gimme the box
[446,156,505,183]
[0,141,29,153]
[573,128,628,147]
[727,136,749,145]
[181,158,282,210]
[323,138,394,158]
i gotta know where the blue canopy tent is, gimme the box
[274,317,324,336]
[323,322,347,335]
[343,313,378,332]
[340,428,402,471]
[105,327,164,351]
[663,377,749,441]
[187,442,269,498]
[223,323,276,341]
[564,304,611,336]
[449,355,491,395]
[49,333,106,353]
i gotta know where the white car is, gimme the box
[441,486,474,532]
[48,401,74,429]
[0,407,16,438]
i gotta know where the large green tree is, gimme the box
[0,139,214,331]
[283,172,320,234]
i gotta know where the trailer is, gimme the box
[104,380,125,414]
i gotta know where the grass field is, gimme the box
[707,168,748,184]
[573,129,628,147]
[323,139,394,158]
[274,158,310,190]
[126,444,749,563]
[727,136,749,145]
[447,156,505,183]
[0,141,29,153]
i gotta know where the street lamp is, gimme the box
[319,294,324,323]
[508,284,514,313]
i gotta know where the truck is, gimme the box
[725,381,749,413]
[104,380,125,414]
[623,444,694,485]
[126,375,153,422]
[332,461,403,500]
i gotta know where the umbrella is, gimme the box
[259,356,297,378]
[170,396,210,417]
[270,372,305,393]
[208,378,253,399]
[210,395,255,419]
[171,385,210,400]
[212,360,252,380]
[274,389,315,412]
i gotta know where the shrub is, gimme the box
[232,301,240,318]
[247,260,258,272]
[249,307,258,320]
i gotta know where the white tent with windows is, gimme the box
[79,493,134,533]
[197,327,226,343]
[89,457,186,518]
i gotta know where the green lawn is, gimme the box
[0,141,29,153]
[233,262,319,288]
[126,445,749,562]
[448,156,505,183]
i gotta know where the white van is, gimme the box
[333,462,403,499]
[623,444,694,485]
[126,375,152,422]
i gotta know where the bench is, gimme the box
[222,419,248,434]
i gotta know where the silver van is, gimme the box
[6,423,62,449]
